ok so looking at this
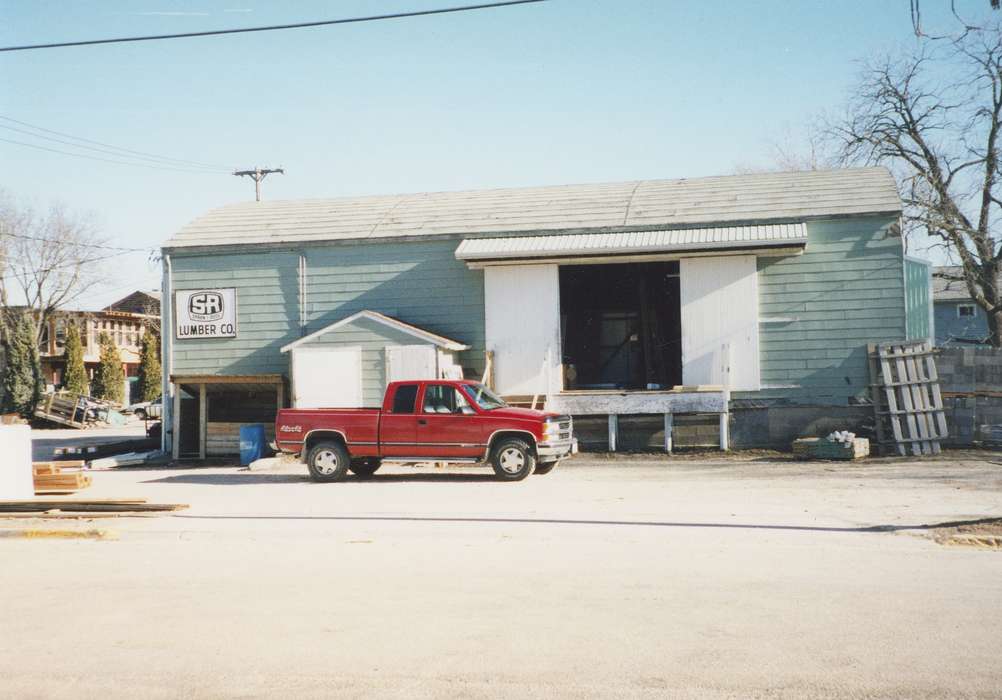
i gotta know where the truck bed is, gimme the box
[275,407,382,455]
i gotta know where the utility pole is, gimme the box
[233,167,284,202]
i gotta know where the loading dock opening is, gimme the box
[559,262,682,391]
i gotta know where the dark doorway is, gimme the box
[559,262,682,390]
[178,386,200,457]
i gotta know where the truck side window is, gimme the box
[422,385,472,414]
[391,384,419,414]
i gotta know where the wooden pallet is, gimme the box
[868,341,949,456]
[33,393,91,428]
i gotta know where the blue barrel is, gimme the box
[239,424,266,465]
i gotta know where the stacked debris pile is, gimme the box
[792,432,870,460]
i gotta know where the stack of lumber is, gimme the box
[0,498,188,516]
[32,461,91,494]
[792,437,870,460]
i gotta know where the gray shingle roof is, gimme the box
[933,265,1001,301]
[164,167,901,250]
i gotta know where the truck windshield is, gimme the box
[463,383,507,410]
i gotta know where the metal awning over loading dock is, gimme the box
[169,375,285,460]
[455,223,808,266]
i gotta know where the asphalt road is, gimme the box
[2,455,1002,699]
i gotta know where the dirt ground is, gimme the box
[2,452,1002,699]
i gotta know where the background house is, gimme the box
[933,266,996,346]
[39,291,160,401]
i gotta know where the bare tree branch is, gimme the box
[825,24,1002,341]
[0,190,111,347]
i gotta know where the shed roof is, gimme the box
[165,167,901,250]
[933,265,1002,301]
[280,310,469,353]
[455,222,807,262]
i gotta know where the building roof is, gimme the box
[164,167,901,250]
[933,266,1001,301]
[103,290,161,315]
[280,310,469,353]
[455,222,807,263]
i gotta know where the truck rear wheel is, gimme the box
[349,458,381,478]
[306,441,350,482]
[490,438,536,481]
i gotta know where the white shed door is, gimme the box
[291,346,362,408]
[680,255,761,391]
[484,264,561,395]
[385,345,438,384]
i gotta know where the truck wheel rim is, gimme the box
[315,450,339,475]
[498,447,525,474]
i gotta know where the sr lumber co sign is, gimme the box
[175,288,237,339]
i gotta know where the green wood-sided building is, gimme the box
[160,167,930,457]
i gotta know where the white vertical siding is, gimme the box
[291,347,362,408]
[680,255,761,391]
[385,345,438,384]
[484,264,562,395]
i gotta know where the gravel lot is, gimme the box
[2,453,1001,699]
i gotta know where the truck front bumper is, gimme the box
[537,438,578,461]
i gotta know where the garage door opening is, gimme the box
[559,262,682,391]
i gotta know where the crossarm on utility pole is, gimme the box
[233,167,285,202]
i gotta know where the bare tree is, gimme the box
[0,191,108,346]
[732,126,831,175]
[826,24,1002,346]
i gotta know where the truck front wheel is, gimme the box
[490,438,536,481]
[306,441,350,482]
[349,458,381,478]
[534,461,558,475]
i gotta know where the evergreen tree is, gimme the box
[92,332,125,404]
[63,324,88,395]
[137,331,161,402]
[1,314,43,417]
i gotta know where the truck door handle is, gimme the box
[417,419,428,426]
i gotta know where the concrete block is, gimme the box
[0,425,33,499]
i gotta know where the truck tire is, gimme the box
[306,441,350,483]
[135,408,147,420]
[349,458,381,478]
[534,461,558,475]
[490,437,536,481]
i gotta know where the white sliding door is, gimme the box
[680,255,761,391]
[484,264,561,395]
[291,346,362,408]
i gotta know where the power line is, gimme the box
[0,230,153,253]
[0,123,229,172]
[0,1,547,52]
[0,250,136,283]
[0,136,228,173]
[0,116,232,171]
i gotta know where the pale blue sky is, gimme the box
[0,0,987,308]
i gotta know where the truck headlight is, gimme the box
[543,421,562,438]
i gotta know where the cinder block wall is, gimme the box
[936,346,1002,444]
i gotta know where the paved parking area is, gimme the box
[2,454,1001,699]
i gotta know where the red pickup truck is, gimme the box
[275,380,576,482]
